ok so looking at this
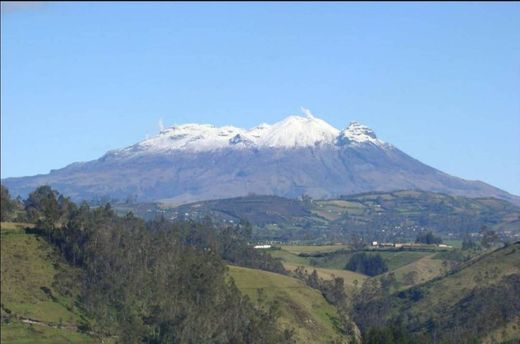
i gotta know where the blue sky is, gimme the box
[2,2,519,194]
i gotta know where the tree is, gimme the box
[308,270,319,289]
[24,186,60,226]
[402,271,419,286]
[365,324,414,344]
[462,235,477,250]
[480,228,499,249]
[415,231,442,245]
[301,194,313,209]
[1,185,16,221]
[345,253,388,276]
[350,233,366,250]
[380,272,397,294]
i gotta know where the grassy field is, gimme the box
[443,239,463,249]
[312,200,366,221]
[282,262,367,292]
[374,251,434,271]
[1,222,97,344]
[228,265,349,343]
[0,322,95,344]
[279,244,350,254]
[268,248,314,266]
[267,247,367,294]
[266,243,471,303]
[384,254,448,290]
[273,245,433,270]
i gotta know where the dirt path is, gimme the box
[19,316,78,331]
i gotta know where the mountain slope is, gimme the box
[3,113,518,205]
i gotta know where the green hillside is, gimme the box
[0,222,98,343]
[382,254,448,291]
[228,265,353,343]
[355,242,520,343]
[266,246,367,292]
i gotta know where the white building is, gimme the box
[254,245,272,249]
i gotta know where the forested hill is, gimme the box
[0,185,291,343]
[134,190,520,242]
[1,185,355,343]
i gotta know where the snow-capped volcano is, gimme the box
[336,122,383,146]
[256,114,339,148]
[119,111,384,156]
[3,110,519,206]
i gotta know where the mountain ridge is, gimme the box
[112,111,387,158]
[3,112,519,205]
[154,190,520,241]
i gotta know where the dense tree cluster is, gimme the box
[9,186,291,343]
[461,235,478,250]
[364,324,414,344]
[480,226,499,249]
[345,253,388,276]
[352,273,398,336]
[415,231,442,245]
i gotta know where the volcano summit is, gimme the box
[3,111,518,205]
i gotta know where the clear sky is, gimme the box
[2,2,519,195]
